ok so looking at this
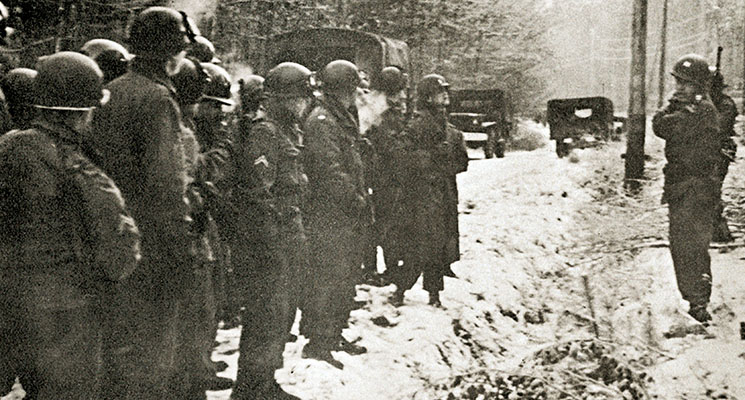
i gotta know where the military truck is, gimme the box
[448,89,512,158]
[261,28,410,93]
[547,96,614,158]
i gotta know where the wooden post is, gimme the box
[657,0,668,109]
[624,0,647,191]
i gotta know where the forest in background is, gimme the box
[2,0,744,115]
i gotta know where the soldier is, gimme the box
[170,57,235,395]
[0,52,140,399]
[230,61,312,400]
[364,66,408,282]
[301,59,369,367]
[238,74,266,123]
[80,38,132,84]
[1,67,36,130]
[652,54,721,325]
[709,67,738,243]
[91,6,198,398]
[389,74,468,307]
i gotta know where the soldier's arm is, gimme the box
[245,121,278,200]
[447,128,468,175]
[303,115,363,208]
[67,154,141,281]
[652,102,684,140]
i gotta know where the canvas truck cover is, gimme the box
[546,96,614,127]
[264,28,410,90]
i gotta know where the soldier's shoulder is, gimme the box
[0,128,56,165]
[107,72,175,104]
[304,105,337,128]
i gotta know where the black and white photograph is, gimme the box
[0,0,744,399]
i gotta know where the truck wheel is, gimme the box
[484,144,494,159]
[484,130,495,159]
[495,141,505,158]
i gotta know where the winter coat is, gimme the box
[0,120,140,308]
[652,92,721,204]
[91,57,193,297]
[302,94,370,236]
[231,104,308,242]
[399,107,468,265]
[366,107,407,227]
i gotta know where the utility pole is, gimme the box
[624,0,647,190]
[657,0,668,109]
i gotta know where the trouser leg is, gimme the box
[668,191,715,308]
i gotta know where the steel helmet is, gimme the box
[188,36,220,64]
[238,74,265,107]
[318,59,360,93]
[127,7,196,58]
[264,62,312,98]
[376,66,406,94]
[33,52,108,110]
[81,39,131,84]
[80,39,131,61]
[200,62,233,105]
[172,57,208,105]
[417,73,449,99]
[1,68,37,107]
[671,54,713,87]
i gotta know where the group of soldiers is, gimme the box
[653,53,739,326]
[0,5,468,400]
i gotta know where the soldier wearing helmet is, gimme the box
[1,67,37,130]
[90,6,200,398]
[362,66,408,283]
[80,38,132,84]
[169,56,236,393]
[709,56,738,243]
[238,74,265,121]
[230,61,312,400]
[301,59,369,365]
[388,73,468,308]
[0,51,140,399]
[653,54,722,325]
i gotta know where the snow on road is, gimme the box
[206,128,745,399]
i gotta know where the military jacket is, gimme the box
[302,94,368,222]
[92,58,191,263]
[652,93,721,202]
[0,121,140,306]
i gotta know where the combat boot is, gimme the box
[712,219,734,243]
[302,341,344,369]
[688,304,712,326]
[428,291,442,308]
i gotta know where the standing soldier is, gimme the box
[230,62,311,400]
[652,54,721,325]
[0,52,140,399]
[171,57,235,395]
[91,6,198,398]
[364,66,408,281]
[389,74,468,307]
[301,59,369,367]
[194,61,237,330]
[709,59,738,243]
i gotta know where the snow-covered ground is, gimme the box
[209,122,745,400]
[5,122,743,400]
